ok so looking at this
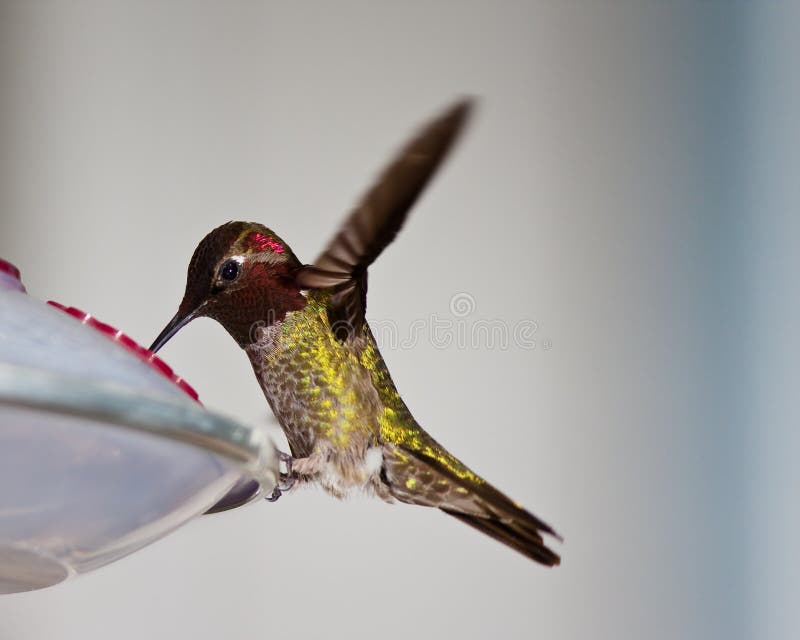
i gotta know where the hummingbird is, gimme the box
[150,100,561,566]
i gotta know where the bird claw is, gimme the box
[265,451,296,503]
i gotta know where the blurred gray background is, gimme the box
[0,1,796,639]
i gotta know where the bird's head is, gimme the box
[150,221,306,351]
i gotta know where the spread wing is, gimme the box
[294,99,473,341]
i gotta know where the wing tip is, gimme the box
[444,96,477,124]
[434,96,477,145]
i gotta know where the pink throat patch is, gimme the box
[249,232,285,254]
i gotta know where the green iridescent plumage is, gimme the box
[257,290,483,486]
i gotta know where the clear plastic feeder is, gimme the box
[0,259,278,594]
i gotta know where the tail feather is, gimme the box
[442,508,561,566]
[382,442,561,566]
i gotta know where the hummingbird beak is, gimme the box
[149,306,200,353]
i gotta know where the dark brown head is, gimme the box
[150,221,307,351]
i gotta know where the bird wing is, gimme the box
[382,440,561,566]
[294,99,473,341]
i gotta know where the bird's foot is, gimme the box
[265,451,296,503]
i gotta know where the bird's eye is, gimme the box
[220,260,240,282]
